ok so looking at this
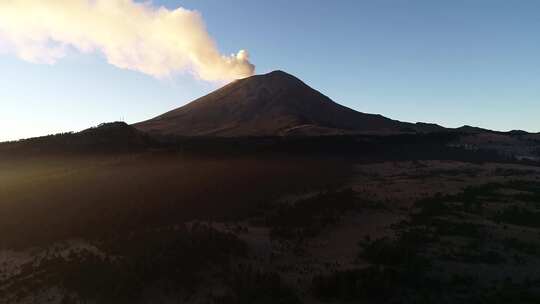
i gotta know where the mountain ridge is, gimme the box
[134,70,427,137]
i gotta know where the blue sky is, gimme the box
[1,0,539,141]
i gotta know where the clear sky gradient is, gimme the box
[1,0,539,141]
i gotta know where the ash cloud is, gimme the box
[0,0,255,81]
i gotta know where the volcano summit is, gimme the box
[134,71,422,137]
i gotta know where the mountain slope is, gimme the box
[134,71,415,136]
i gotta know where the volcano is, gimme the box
[134,70,425,137]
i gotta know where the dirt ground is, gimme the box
[3,160,540,303]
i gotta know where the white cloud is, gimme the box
[0,0,255,81]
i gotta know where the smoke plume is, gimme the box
[0,0,255,81]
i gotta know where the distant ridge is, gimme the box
[0,122,155,155]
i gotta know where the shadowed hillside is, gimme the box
[0,122,157,156]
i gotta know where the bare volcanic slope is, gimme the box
[134,70,417,136]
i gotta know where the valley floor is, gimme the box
[2,157,540,303]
